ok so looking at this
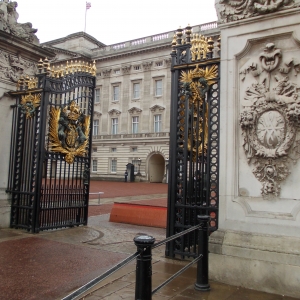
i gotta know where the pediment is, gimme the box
[150,105,165,112]
[108,109,121,116]
[128,107,142,114]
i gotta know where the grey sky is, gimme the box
[16,0,217,45]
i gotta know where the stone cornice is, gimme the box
[41,45,84,58]
[0,30,55,59]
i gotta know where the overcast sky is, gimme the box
[15,0,217,45]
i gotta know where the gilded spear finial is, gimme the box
[91,60,97,76]
[176,26,183,45]
[38,58,43,73]
[185,24,192,44]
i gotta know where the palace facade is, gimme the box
[42,22,219,181]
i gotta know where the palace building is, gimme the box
[42,22,219,182]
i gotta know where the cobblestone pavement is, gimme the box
[0,181,298,300]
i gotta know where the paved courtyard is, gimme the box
[0,181,297,299]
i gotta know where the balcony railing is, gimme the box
[92,21,218,54]
[92,132,170,140]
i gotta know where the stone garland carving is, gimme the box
[102,69,111,78]
[0,0,39,44]
[240,43,300,197]
[216,0,300,23]
[0,51,37,82]
[142,61,152,71]
[121,65,131,74]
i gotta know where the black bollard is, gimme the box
[134,235,155,300]
[195,215,211,291]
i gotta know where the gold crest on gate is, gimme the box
[48,101,90,164]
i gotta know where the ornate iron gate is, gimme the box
[7,59,96,232]
[166,27,220,258]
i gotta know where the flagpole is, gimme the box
[84,2,91,33]
[84,6,87,33]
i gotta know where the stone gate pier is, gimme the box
[211,0,300,298]
[0,0,54,227]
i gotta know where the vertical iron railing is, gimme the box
[7,61,96,232]
[166,27,220,259]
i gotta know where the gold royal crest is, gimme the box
[49,101,90,164]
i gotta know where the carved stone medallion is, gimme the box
[240,43,300,197]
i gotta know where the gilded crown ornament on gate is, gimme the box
[240,43,300,197]
[49,101,90,164]
[18,92,41,119]
[179,64,218,161]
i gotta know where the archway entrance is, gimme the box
[148,154,165,183]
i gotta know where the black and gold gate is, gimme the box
[7,59,96,232]
[166,27,220,258]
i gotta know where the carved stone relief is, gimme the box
[102,69,112,78]
[121,65,131,74]
[216,0,300,23]
[240,42,300,197]
[0,51,37,83]
[164,58,172,67]
[142,61,152,71]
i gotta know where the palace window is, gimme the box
[111,159,117,173]
[154,114,162,132]
[132,116,139,134]
[93,119,99,136]
[133,83,140,99]
[111,118,118,134]
[95,88,100,103]
[155,79,163,96]
[113,85,120,101]
[92,159,97,172]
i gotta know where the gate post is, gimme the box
[195,215,211,291]
[134,235,155,300]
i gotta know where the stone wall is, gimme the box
[212,1,300,297]
[0,0,54,228]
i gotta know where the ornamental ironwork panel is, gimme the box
[166,27,220,259]
[7,60,96,232]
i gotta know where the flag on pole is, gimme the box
[86,2,91,9]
